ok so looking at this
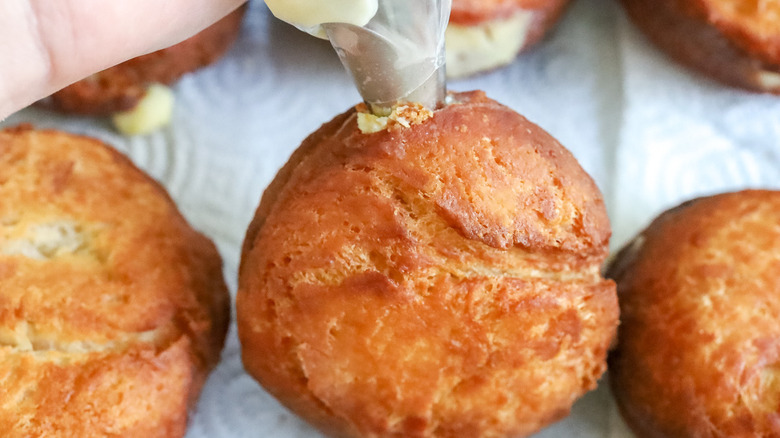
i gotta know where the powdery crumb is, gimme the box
[356,102,434,134]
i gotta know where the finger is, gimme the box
[0,0,246,119]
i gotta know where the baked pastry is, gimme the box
[446,0,570,77]
[238,91,618,437]
[0,126,229,437]
[621,0,780,93]
[607,190,780,437]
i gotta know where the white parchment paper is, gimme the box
[4,0,780,436]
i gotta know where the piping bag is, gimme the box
[264,0,452,114]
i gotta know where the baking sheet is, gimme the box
[4,0,780,436]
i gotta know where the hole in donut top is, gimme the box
[0,219,98,261]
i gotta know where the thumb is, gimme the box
[1,0,247,119]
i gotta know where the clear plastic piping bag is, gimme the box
[322,0,451,113]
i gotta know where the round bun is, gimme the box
[40,6,246,115]
[621,0,780,93]
[0,126,229,437]
[446,0,570,78]
[238,91,618,437]
[607,190,780,437]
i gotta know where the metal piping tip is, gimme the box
[323,0,451,114]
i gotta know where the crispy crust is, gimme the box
[621,0,780,93]
[238,91,618,437]
[607,190,780,437]
[0,126,229,437]
[39,6,246,115]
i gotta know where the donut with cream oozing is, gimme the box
[264,0,571,78]
[446,0,571,77]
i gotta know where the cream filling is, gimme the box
[264,0,378,38]
[756,70,780,91]
[111,83,175,136]
[445,10,535,78]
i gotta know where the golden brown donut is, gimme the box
[607,190,780,437]
[621,0,780,93]
[447,0,570,77]
[0,126,229,437]
[39,6,246,115]
[237,91,618,437]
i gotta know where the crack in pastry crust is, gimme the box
[238,91,617,438]
[0,126,229,438]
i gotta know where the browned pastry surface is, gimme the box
[621,0,780,92]
[607,190,780,437]
[0,126,229,437]
[451,0,567,26]
[40,6,246,115]
[238,91,618,437]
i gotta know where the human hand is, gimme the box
[0,0,246,119]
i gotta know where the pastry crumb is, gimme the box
[356,102,433,134]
